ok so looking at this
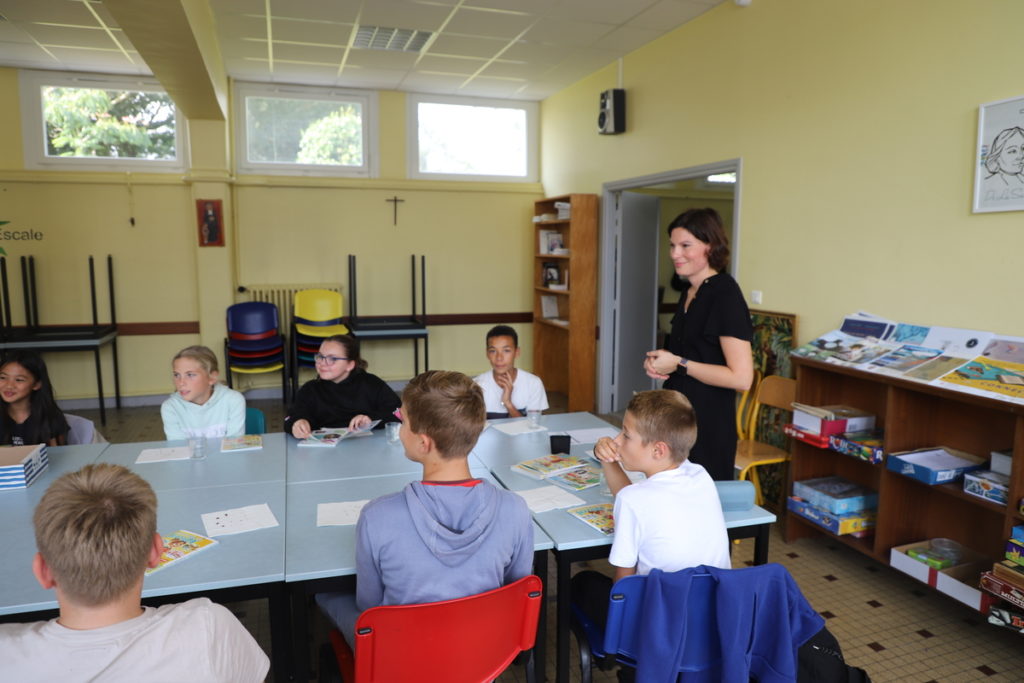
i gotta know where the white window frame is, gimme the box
[406,94,538,183]
[19,70,188,173]
[234,81,378,178]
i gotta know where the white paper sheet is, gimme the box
[491,419,547,436]
[316,500,369,526]
[201,503,280,537]
[515,485,585,513]
[136,446,191,463]
[566,427,619,444]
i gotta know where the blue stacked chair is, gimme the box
[224,301,288,400]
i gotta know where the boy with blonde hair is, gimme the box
[572,390,730,629]
[317,370,534,643]
[0,463,268,681]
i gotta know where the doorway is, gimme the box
[597,159,741,413]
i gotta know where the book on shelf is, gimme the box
[546,465,602,491]
[146,530,218,575]
[538,230,564,255]
[981,571,1024,610]
[567,503,614,535]
[220,435,263,452]
[992,560,1024,591]
[511,454,590,480]
[540,295,559,319]
[298,420,381,447]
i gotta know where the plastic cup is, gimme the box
[385,422,401,444]
[527,410,542,427]
[188,437,206,460]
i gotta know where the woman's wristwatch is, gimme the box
[677,357,689,372]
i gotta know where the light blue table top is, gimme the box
[97,433,287,491]
[285,431,421,483]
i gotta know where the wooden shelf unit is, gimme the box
[787,356,1024,568]
[532,194,598,412]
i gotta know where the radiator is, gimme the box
[241,284,343,333]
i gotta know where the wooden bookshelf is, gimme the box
[787,356,1024,569]
[532,194,597,412]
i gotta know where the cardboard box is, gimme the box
[784,423,830,449]
[1012,525,1024,543]
[792,476,878,514]
[890,542,995,612]
[990,448,1012,477]
[886,446,986,485]
[829,430,885,465]
[787,496,876,535]
[963,469,1009,506]
[791,404,875,437]
[1007,538,1024,567]
[981,571,1024,611]
[0,444,48,490]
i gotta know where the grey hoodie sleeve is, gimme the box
[504,496,535,584]
[355,508,384,612]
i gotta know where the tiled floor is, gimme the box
[74,398,1024,682]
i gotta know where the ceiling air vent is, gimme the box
[353,26,431,52]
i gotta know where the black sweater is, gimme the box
[283,370,400,433]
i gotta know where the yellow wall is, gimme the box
[0,70,543,398]
[541,0,1024,343]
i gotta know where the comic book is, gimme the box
[297,420,381,447]
[220,435,263,452]
[568,503,615,536]
[547,465,601,491]
[145,530,218,575]
[511,454,591,480]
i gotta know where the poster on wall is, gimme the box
[196,199,224,246]
[974,95,1024,213]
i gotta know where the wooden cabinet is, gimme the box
[532,194,597,412]
[787,356,1024,567]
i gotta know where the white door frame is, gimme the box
[597,158,743,413]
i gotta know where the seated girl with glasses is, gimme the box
[285,334,401,439]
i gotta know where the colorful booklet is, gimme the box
[510,454,590,480]
[568,503,615,535]
[547,465,602,491]
[297,420,381,447]
[220,434,263,452]
[146,530,218,575]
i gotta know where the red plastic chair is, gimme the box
[328,575,543,683]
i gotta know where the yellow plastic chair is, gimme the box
[293,288,349,337]
[734,375,796,506]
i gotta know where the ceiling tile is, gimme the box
[593,25,664,54]
[399,71,465,94]
[221,36,268,62]
[44,47,142,71]
[269,0,361,24]
[545,0,660,25]
[344,49,420,70]
[358,0,452,32]
[23,24,126,50]
[216,13,267,40]
[478,59,550,80]
[334,68,406,90]
[501,41,573,66]
[426,33,507,58]
[0,22,35,43]
[270,19,351,45]
[0,0,95,24]
[272,43,344,64]
[0,41,61,64]
[628,0,719,31]
[455,77,523,98]
[521,18,614,47]
[208,0,267,16]
[463,0,553,14]
[225,59,272,81]
[443,7,539,40]
[267,61,344,84]
[414,54,484,76]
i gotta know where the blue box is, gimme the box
[787,496,876,535]
[829,430,885,464]
[886,447,986,485]
[1012,525,1024,543]
[792,476,878,514]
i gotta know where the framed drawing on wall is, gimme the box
[973,95,1024,213]
[196,199,224,246]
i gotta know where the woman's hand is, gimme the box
[349,414,372,430]
[644,349,680,380]
[291,419,312,439]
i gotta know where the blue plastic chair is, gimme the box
[225,301,289,401]
[245,407,266,435]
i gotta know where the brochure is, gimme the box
[146,530,217,575]
[567,503,615,536]
[220,435,263,452]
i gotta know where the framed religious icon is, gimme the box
[973,95,1024,213]
[196,199,224,246]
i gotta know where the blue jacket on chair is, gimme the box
[637,564,824,683]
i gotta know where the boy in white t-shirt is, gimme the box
[473,325,549,419]
[0,464,268,682]
[571,390,730,633]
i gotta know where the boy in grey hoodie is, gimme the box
[316,370,534,643]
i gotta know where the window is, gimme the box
[234,82,377,177]
[19,70,186,171]
[407,95,537,182]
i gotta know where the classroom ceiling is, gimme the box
[0,0,727,100]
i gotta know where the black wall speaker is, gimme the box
[598,88,625,135]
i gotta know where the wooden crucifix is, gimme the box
[385,196,405,226]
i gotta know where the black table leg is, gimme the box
[753,523,770,565]
[111,337,121,410]
[268,582,291,682]
[93,347,106,426]
[290,584,310,682]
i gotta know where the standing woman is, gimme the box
[643,208,754,481]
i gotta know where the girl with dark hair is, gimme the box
[643,208,754,480]
[284,334,400,438]
[0,350,69,446]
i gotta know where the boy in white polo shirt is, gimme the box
[473,325,548,419]
[571,389,730,631]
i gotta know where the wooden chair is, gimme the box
[734,375,795,506]
[735,369,762,440]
